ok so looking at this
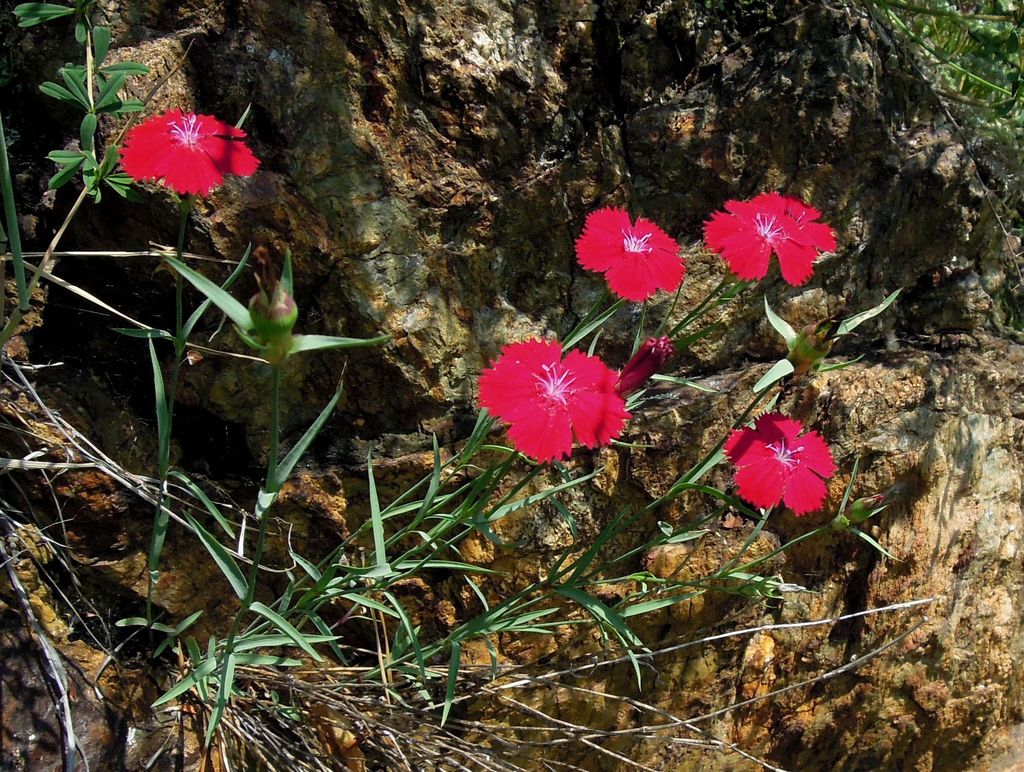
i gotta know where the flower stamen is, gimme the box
[754,213,784,243]
[534,363,576,406]
[622,229,654,254]
[169,114,203,147]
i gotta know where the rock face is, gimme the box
[3,0,1023,769]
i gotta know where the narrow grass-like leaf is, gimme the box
[753,359,795,393]
[154,610,203,658]
[232,654,302,666]
[288,333,390,355]
[206,653,236,743]
[852,527,898,559]
[152,656,218,707]
[169,471,236,538]
[557,585,646,686]
[383,591,426,683]
[366,454,393,578]
[816,355,864,373]
[620,590,703,617]
[839,456,862,515]
[440,641,461,726]
[233,633,334,653]
[0,112,28,311]
[166,256,253,331]
[249,601,324,661]
[763,296,798,346]
[148,339,171,475]
[836,289,901,336]
[182,244,252,339]
[184,513,247,600]
[116,617,175,633]
[563,299,624,350]
[650,373,719,393]
[339,593,400,619]
[272,382,344,491]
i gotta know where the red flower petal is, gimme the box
[120,109,259,196]
[782,466,829,515]
[703,209,773,280]
[733,457,786,510]
[575,207,684,302]
[478,339,630,463]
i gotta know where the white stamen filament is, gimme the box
[535,363,576,406]
[622,229,653,254]
[767,440,803,468]
[169,114,202,146]
[754,213,784,243]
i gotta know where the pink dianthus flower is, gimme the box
[479,339,630,463]
[120,109,259,196]
[575,207,685,302]
[723,412,836,515]
[703,193,836,286]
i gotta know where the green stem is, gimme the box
[0,112,27,315]
[666,276,732,340]
[145,203,191,628]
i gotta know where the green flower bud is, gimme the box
[787,323,831,375]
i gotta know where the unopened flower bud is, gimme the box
[787,323,831,375]
[846,493,885,524]
[616,336,674,396]
[249,284,298,342]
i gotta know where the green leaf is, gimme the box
[100,61,150,75]
[153,610,204,658]
[288,333,390,356]
[232,653,302,666]
[249,601,324,661]
[148,339,171,475]
[365,454,393,579]
[152,656,218,707]
[753,359,795,393]
[556,585,646,686]
[166,256,253,332]
[851,527,898,560]
[440,641,461,726]
[271,381,344,491]
[233,633,335,653]
[563,299,624,350]
[95,72,127,111]
[383,591,426,684]
[13,3,74,26]
[650,374,719,393]
[112,327,172,340]
[836,289,902,337]
[47,150,86,163]
[92,26,110,65]
[60,67,89,107]
[169,471,237,539]
[112,100,145,114]
[39,81,82,106]
[339,593,400,619]
[182,244,252,340]
[206,653,236,743]
[620,590,702,617]
[763,296,798,346]
[79,114,97,155]
[48,157,85,190]
[184,513,248,600]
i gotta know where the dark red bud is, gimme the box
[615,336,674,396]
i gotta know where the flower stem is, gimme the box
[145,202,192,628]
[665,275,745,341]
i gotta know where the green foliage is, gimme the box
[870,1,1024,158]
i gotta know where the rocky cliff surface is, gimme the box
[2,1,1023,769]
